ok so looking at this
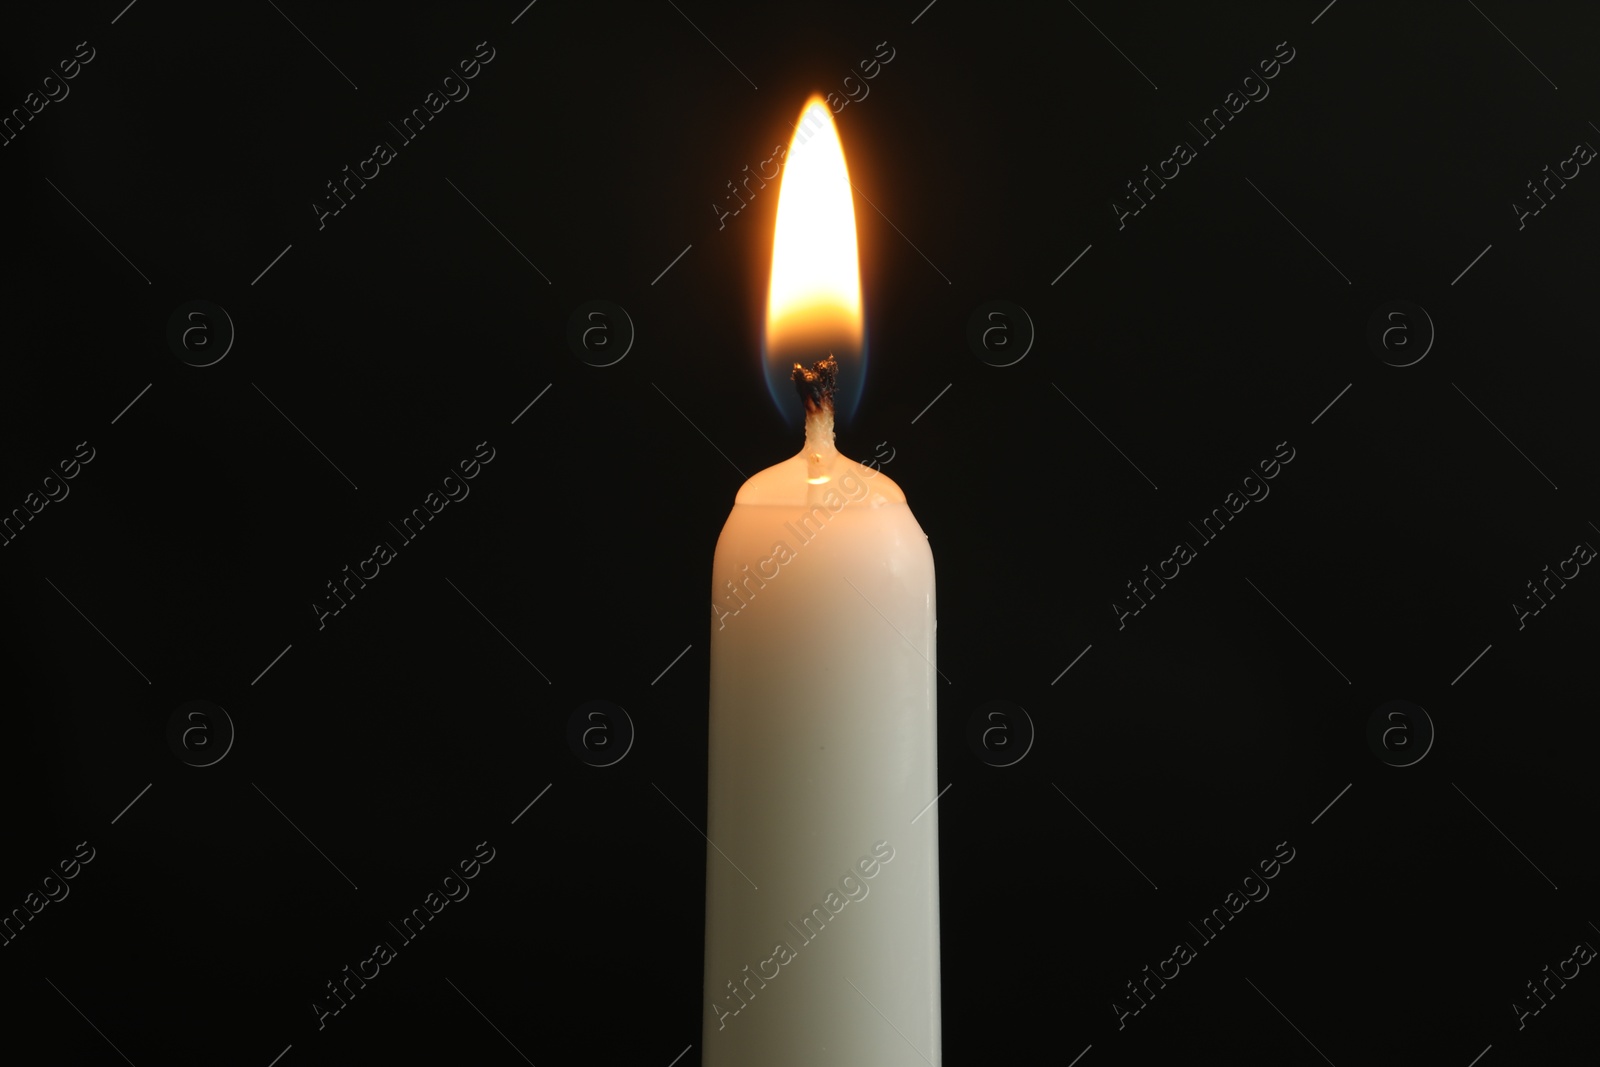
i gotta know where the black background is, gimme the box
[2,1,1597,1064]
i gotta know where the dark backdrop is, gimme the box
[2,1,1597,1064]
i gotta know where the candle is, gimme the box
[703,96,942,1066]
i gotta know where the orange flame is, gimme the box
[764,95,862,375]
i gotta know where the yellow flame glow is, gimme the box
[765,95,862,363]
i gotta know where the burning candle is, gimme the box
[702,96,942,1065]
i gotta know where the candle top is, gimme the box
[732,356,906,508]
[732,452,905,508]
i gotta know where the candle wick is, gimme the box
[791,354,838,414]
[792,355,838,459]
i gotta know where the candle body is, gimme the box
[703,452,940,1066]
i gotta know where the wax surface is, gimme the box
[703,449,941,1066]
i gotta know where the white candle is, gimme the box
[702,96,941,1067]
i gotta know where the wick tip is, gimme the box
[791,355,838,413]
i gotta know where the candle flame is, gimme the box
[764,95,863,421]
